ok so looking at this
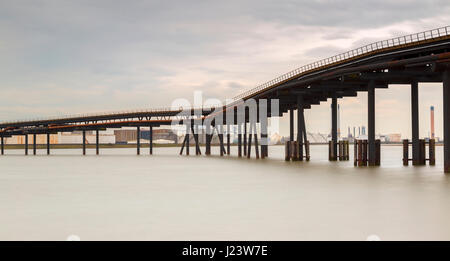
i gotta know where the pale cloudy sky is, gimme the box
[1,1,450,138]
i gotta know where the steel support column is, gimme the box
[25,134,28,155]
[243,122,247,156]
[226,125,230,155]
[261,119,268,159]
[185,124,189,156]
[149,126,153,155]
[368,81,376,166]
[297,95,304,161]
[290,108,294,141]
[411,81,420,165]
[443,69,450,173]
[82,130,86,155]
[1,136,4,155]
[137,126,140,155]
[47,133,50,155]
[331,95,338,160]
[238,124,242,157]
[96,129,99,155]
[33,134,36,155]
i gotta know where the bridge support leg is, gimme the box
[297,95,305,161]
[149,126,153,155]
[1,136,4,155]
[219,125,224,156]
[205,125,211,156]
[243,122,247,156]
[247,123,252,158]
[33,134,36,155]
[226,125,230,155]
[254,123,259,159]
[185,125,189,156]
[260,99,268,159]
[411,81,420,165]
[179,135,187,155]
[331,95,337,161]
[238,124,242,157]
[82,130,86,155]
[191,125,201,155]
[96,130,99,155]
[302,109,309,161]
[444,69,450,173]
[24,134,28,155]
[47,133,50,155]
[290,108,294,142]
[368,81,376,166]
[137,126,141,155]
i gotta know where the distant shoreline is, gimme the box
[0,142,443,150]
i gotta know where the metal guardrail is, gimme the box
[0,105,222,125]
[233,26,450,100]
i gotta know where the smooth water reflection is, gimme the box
[0,145,449,240]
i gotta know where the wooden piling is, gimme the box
[362,140,368,166]
[285,141,291,161]
[402,139,409,166]
[357,140,363,166]
[291,141,298,161]
[305,141,310,161]
[429,139,436,165]
[375,139,381,166]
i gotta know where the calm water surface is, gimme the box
[1,145,449,240]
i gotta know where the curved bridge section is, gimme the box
[1,26,450,173]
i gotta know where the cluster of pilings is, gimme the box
[284,141,310,161]
[0,126,155,156]
[354,139,381,166]
[403,139,435,166]
[181,121,269,159]
[328,140,350,161]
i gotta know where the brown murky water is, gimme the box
[0,145,449,240]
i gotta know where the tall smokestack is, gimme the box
[430,106,435,139]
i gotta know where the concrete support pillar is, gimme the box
[411,81,420,165]
[443,69,450,173]
[96,129,99,155]
[33,134,36,155]
[137,126,141,155]
[25,134,28,155]
[47,133,50,155]
[82,130,86,155]
[149,126,153,155]
[331,95,338,160]
[368,81,376,166]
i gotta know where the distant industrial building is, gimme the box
[3,132,115,144]
[114,128,178,144]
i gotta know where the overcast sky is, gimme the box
[1,0,450,138]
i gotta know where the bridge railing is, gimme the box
[233,26,450,100]
[0,104,222,125]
